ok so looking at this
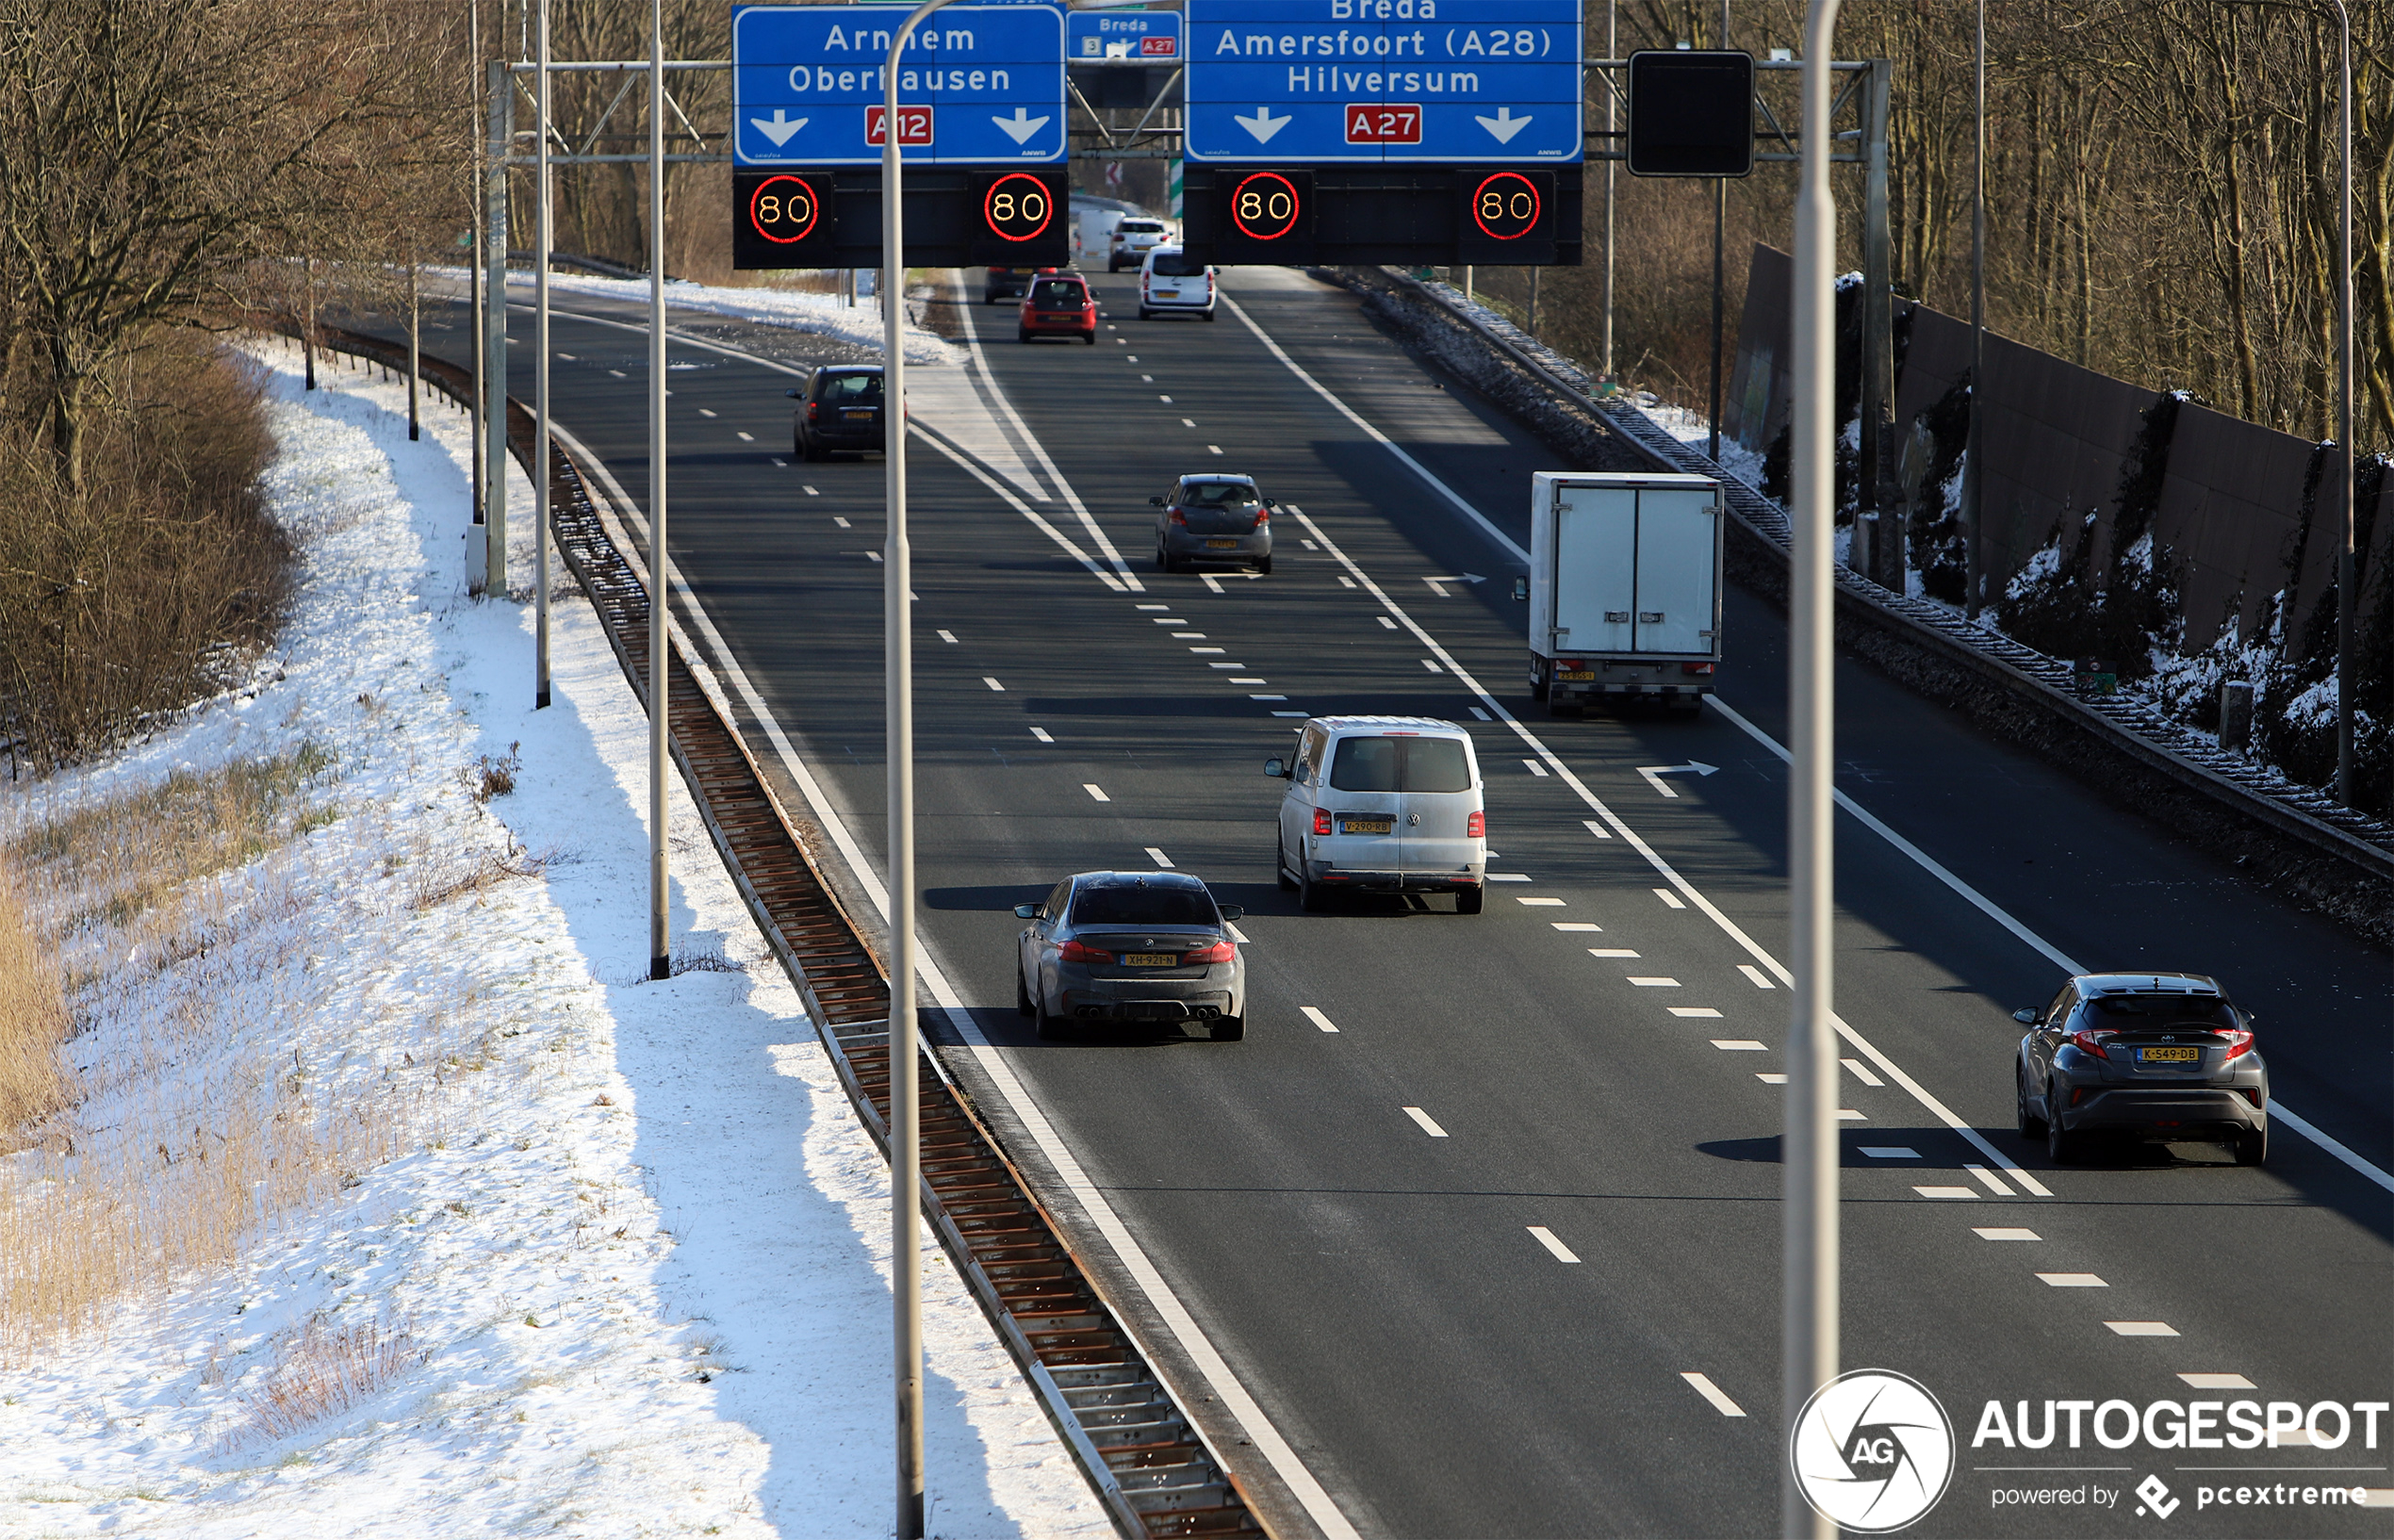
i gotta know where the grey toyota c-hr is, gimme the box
[1015,871,1246,1040]
[2014,972,2268,1164]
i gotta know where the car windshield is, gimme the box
[1328,735,1472,793]
[1150,251,1204,277]
[2086,994,2238,1029]
[1070,883,1218,928]
[1029,280,1085,306]
[818,372,882,403]
[1182,481,1258,507]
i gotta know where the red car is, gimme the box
[1018,273,1097,344]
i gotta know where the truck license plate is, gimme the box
[1557,671,1596,681]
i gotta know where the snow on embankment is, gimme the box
[0,342,1102,1538]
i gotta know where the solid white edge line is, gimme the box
[550,420,1363,1540]
[1287,508,2060,1201]
[1704,695,2394,1196]
[1681,1371,1748,1417]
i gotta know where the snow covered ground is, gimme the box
[0,342,1104,1537]
[436,265,962,365]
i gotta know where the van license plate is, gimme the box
[1557,671,1596,681]
[1341,817,1393,835]
[2139,1046,2200,1063]
[1205,538,1239,549]
[1123,953,1177,967]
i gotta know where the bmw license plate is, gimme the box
[1341,817,1394,835]
[2139,1046,2200,1063]
[1205,538,1239,549]
[1123,953,1177,967]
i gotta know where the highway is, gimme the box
[368,264,2391,1538]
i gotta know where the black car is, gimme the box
[984,264,1058,303]
[2014,972,2269,1164]
[1153,474,1273,574]
[1014,872,1247,1040]
[788,366,887,461]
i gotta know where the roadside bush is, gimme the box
[0,333,291,773]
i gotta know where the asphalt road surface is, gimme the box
[360,264,2393,1539]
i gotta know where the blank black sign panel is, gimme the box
[1627,51,1755,178]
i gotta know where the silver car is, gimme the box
[2014,972,2269,1164]
[1107,216,1170,271]
[1154,474,1273,574]
[1015,871,1247,1040]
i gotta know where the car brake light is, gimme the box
[1170,509,1187,525]
[806,402,819,422]
[1184,940,1236,964]
[1313,808,1332,836]
[1057,940,1113,964]
[2218,1026,2255,1060]
[1682,662,1715,675]
[1557,659,1582,670]
[2070,1029,2114,1059]
[1252,508,1269,528]
[1468,811,1484,838]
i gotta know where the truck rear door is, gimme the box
[1550,484,1636,655]
[1631,489,1719,655]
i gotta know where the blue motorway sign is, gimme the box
[1186,0,1581,163]
[1068,8,1182,64]
[732,5,1066,166]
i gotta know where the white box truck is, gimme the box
[1525,471,1724,714]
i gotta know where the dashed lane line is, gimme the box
[1681,1373,1747,1417]
[1302,1007,1341,1033]
[1526,1226,1582,1264]
[1083,783,1109,802]
[1402,1106,1451,1138]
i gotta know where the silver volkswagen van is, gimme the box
[1267,716,1486,912]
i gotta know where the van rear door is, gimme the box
[1394,734,1480,877]
[1550,484,1636,655]
[1631,489,1718,655]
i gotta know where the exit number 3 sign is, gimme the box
[1345,103,1420,142]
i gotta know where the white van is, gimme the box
[1266,716,1486,913]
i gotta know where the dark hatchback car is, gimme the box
[1154,474,1273,574]
[984,263,1058,303]
[787,365,887,461]
[2014,972,2269,1164]
[1015,871,1246,1040]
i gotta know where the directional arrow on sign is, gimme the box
[1636,761,1719,798]
[1475,106,1534,143]
[750,109,808,147]
[1234,106,1291,143]
[992,106,1050,144]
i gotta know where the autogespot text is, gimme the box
[1973,1397,2389,1451]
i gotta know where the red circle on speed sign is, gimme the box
[982,173,1055,242]
[1469,172,1542,241]
[1230,172,1303,241]
[748,175,821,244]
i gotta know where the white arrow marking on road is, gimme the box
[1234,106,1291,143]
[1636,761,1719,798]
[992,106,1050,143]
[1420,572,1485,597]
[1475,106,1533,143]
[750,109,808,147]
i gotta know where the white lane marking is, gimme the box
[1861,1147,1921,1158]
[1225,923,1251,943]
[1757,1073,1789,1084]
[1739,964,1776,989]
[1153,616,1189,624]
[1402,1106,1450,1139]
[1420,659,1442,673]
[1550,922,1602,932]
[1517,896,1566,907]
[1671,1007,1724,1019]
[1200,574,1226,594]
[833,516,852,529]
[1627,976,1681,988]
[983,676,1006,691]
[910,423,1126,593]
[1224,291,1532,562]
[1914,1186,1979,1199]
[556,352,576,360]
[736,430,754,441]
[1965,1163,2018,1196]
[1651,888,1686,909]
[1142,375,1154,382]
[1523,759,1550,777]
[1181,418,1196,427]
[1190,646,1226,654]
[1974,1227,2041,1240]
[1029,728,1054,743]
[2178,1373,2256,1390]
[1841,1057,1886,1088]
[1138,603,1170,611]
[772,457,787,467]
[1422,577,1451,598]
[608,368,627,377]
[548,419,1358,1540]
[1145,847,1174,869]
[1271,711,1309,717]
[1083,783,1109,802]
[1303,539,1320,550]
[1376,615,1398,630]
[1526,1226,1582,1264]
[1336,575,1356,589]
[812,487,826,499]
[1284,511,2058,1200]
[1301,1007,1341,1034]
[1231,677,1269,684]
[1207,445,1223,455]
[697,407,717,418]
[938,630,959,644]
[1587,948,1640,958]
[1681,1373,1746,1417]
[2039,1272,2107,1287]
[1486,873,1533,882]
[1837,1109,1867,1120]
[1159,395,1173,403]
[866,551,884,564]
[1712,1040,1768,1051]
[1251,694,1288,701]
[1172,631,1206,638]
[1470,707,1492,721]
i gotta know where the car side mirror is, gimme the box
[1149,497,1164,505]
[785,388,803,399]
[2012,1008,2039,1025]
[1264,499,1278,509]
[1013,904,1039,919]
[1512,576,1530,601]
[1264,757,1288,778]
[1218,905,1245,921]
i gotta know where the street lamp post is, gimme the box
[534,0,553,711]
[1785,2,1845,1534]
[2327,0,2353,806]
[1963,0,1985,621]
[647,0,670,982]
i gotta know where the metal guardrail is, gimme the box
[301,323,1271,1540]
[1372,271,2394,886]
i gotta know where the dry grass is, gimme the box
[229,1314,428,1447]
[0,865,70,1140]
